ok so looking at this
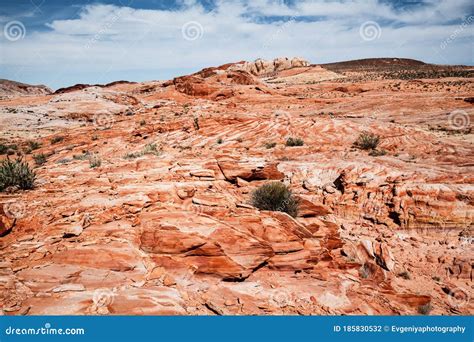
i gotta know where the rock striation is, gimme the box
[0,58,472,315]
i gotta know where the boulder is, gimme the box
[217,159,284,182]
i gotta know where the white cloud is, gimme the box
[1,0,472,88]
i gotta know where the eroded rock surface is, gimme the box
[0,58,472,315]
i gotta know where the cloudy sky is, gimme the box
[0,0,472,89]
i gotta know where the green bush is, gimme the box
[0,144,18,155]
[33,153,47,166]
[26,141,41,152]
[251,182,299,217]
[285,137,304,147]
[50,136,64,144]
[0,157,36,191]
[354,132,380,150]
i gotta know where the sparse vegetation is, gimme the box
[359,263,372,279]
[193,117,200,130]
[73,151,91,160]
[418,302,432,315]
[354,132,380,150]
[217,138,223,144]
[124,143,161,159]
[91,134,99,141]
[124,151,142,159]
[0,157,36,191]
[0,144,18,155]
[139,119,146,126]
[0,144,8,155]
[265,142,277,149]
[369,149,387,156]
[25,141,42,154]
[285,137,304,147]
[89,155,101,168]
[251,182,299,217]
[143,143,160,155]
[397,271,411,280]
[183,103,190,114]
[33,153,47,166]
[50,136,64,144]
[57,158,71,164]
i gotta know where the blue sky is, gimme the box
[0,0,472,89]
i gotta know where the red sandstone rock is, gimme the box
[0,57,472,316]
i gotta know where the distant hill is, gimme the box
[321,57,472,71]
[0,79,52,97]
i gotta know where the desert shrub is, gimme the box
[124,152,142,159]
[354,132,380,150]
[418,302,432,315]
[73,151,91,160]
[359,263,372,279]
[369,149,387,156]
[397,271,411,280]
[0,144,18,155]
[89,155,101,168]
[143,143,160,156]
[193,117,200,130]
[0,157,36,191]
[50,136,64,144]
[139,119,146,126]
[57,158,71,164]
[217,138,223,144]
[33,153,47,166]
[251,182,299,217]
[285,137,304,147]
[124,143,161,159]
[265,142,277,149]
[25,141,42,153]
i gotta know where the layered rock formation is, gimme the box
[231,57,310,76]
[0,58,472,316]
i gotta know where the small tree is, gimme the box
[251,182,299,217]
